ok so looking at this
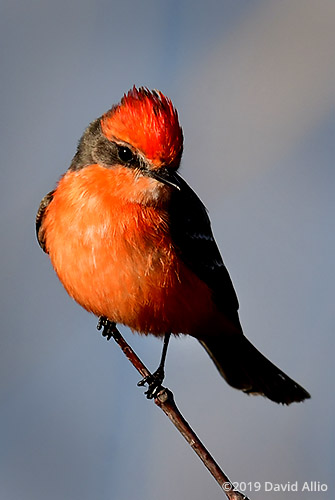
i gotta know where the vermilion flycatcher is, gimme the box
[36,87,310,404]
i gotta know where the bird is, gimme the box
[36,86,310,404]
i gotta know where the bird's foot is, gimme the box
[97,316,118,341]
[137,366,165,399]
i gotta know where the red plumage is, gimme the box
[101,86,183,169]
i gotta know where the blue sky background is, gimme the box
[1,1,334,499]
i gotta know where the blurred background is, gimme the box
[1,1,334,499]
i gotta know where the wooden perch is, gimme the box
[98,320,250,500]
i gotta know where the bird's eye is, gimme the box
[117,146,133,163]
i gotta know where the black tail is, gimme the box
[199,335,310,405]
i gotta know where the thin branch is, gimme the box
[99,321,250,500]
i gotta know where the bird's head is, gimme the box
[70,87,184,195]
[101,86,183,171]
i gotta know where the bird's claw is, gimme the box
[98,317,166,399]
[137,366,165,399]
[97,316,116,341]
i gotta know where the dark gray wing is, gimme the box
[36,190,54,253]
[169,174,239,319]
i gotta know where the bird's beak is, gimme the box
[148,168,181,191]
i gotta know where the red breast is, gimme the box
[43,164,217,336]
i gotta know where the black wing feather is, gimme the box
[169,174,239,319]
[36,190,54,253]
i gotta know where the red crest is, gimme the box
[101,87,183,170]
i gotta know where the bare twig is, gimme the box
[100,321,249,500]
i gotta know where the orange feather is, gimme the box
[43,164,216,336]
